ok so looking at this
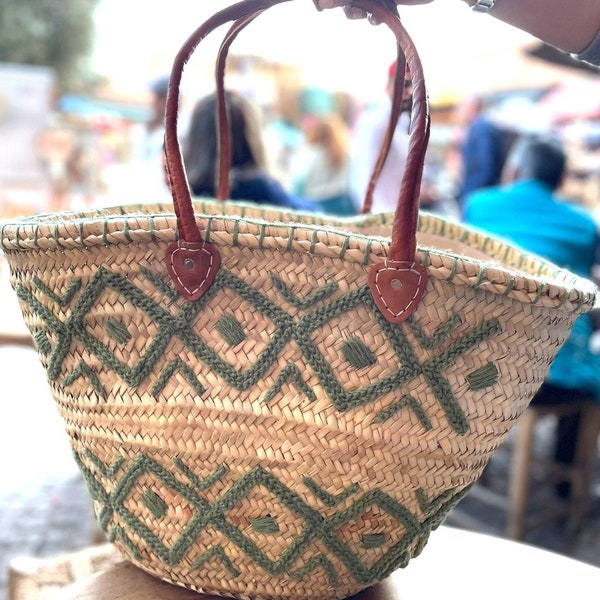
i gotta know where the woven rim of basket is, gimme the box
[1,203,596,314]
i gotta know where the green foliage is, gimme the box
[0,0,99,92]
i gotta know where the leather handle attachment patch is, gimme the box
[368,260,428,324]
[166,241,221,302]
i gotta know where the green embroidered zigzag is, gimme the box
[20,267,503,435]
[33,276,82,306]
[270,274,338,309]
[140,266,180,301]
[421,484,474,534]
[83,449,125,478]
[263,364,317,404]
[293,287,501,434]
[302,477,361,508]
[192,546,241,577]
[290,554,338,587]
[76,450,466,588]
[407,314,462,350]
[373,395,433,427]
[63,361,107,400]
[152,358,206,399]
[107,525,142,560]
[174,459,228,492]
[417,487,466,517]
[33,330,52,356]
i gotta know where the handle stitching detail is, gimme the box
[169,244,215,295]
[372,260,424,318]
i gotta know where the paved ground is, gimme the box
[1,340,599,600]
[0,345,96,599]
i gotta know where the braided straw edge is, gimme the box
[1,203,597,313]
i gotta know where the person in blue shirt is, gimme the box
[463,137,599,277]
[463,136,600,496]
[456,100,509,210]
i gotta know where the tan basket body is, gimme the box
[1,204,595,599]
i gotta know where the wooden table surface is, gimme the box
[10,526,600,600]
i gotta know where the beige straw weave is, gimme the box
[1,0,597,598]
[1,204,596,600]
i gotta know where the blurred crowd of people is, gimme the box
[121,59,600,229]
[158,53,600,487]
[25,56,600,232]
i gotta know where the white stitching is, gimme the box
[169,244,214,295]
[373,260,424,317]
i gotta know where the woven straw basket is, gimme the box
[1,1,598,599]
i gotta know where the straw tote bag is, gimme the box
[1,0,597,598]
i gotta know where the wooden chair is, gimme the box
[505,398,600,539]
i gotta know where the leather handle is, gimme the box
[163,0,287,301]
[215,13,264,201]
[212,3,414,222]
[164,0,430,322]
[361,48,406,215]
[214,17,284,203]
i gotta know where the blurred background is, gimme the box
[2,0,600,598]
[2,0,600,218]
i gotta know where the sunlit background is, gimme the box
[92,0,532,103]
[2,0,600,217]
[2,4,600,596]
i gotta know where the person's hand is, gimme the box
[313,0,434,22]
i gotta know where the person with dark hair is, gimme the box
[463,136,600,494]
[503,136,566,189]
[183,91,316,212]
[462,136,590,262]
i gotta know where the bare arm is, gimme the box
[467,0,600,54]
[314,0,600,54]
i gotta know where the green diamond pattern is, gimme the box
[76,450,469,587]
[18,266,503,435]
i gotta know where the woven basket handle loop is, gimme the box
[164,0,430,322]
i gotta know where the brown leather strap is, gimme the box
[215,13,263,200]
[164,0,430,316]
[361,49,405,214]
[164,0,293,241]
